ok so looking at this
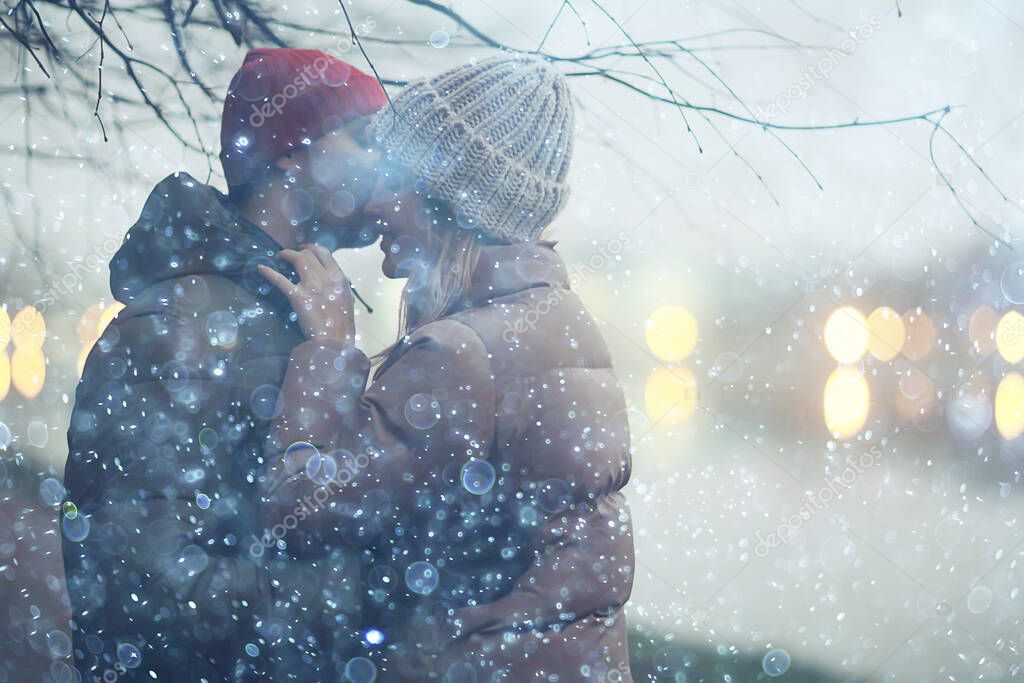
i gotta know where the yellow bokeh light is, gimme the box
[77,302,125,377]
[98,302,125,333]
[644,306,699,363]
[824,307,869,364]
[866,306,905,361]
[77,303,105,344]
[996,311,1024,364]
[12,345,45,399]
[0,308,9,350]
[0,352,9,401]
[823,367,870,439]
[11,306,45,349]
[77,344,92,378]
[995,372,1024,439]
[644,365,698,426]
[969,306,999,356]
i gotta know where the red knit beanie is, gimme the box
[220,48,388,196]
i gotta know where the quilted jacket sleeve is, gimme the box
[450,491,634,637]
[259,319,496,548]
[62,276,267,679]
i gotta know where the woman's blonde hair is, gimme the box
[371,224,485,369]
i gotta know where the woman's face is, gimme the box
[363,163,452,279]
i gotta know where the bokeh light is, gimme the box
[996,310,1024,364]
[866,306,905,361]
[823,367,870,439]
[12,346,45,399]
[824,307,868,364]
[947,383,992,442]
[0,307,9,401]
[78,302,125,376]
[644,366,698,427]
[995,372,1024,439]
[901,309,935,361]
[0,349,9,401]
[76,303,104,344]
[11,306,45,349]
[98,302,125,330]
[968,305,999,356]
[76,345,91,379]
[0,308,10,350]
[644,306,698,363]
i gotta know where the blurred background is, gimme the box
[1,0,1023,680]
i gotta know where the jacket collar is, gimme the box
[464,240,569,306]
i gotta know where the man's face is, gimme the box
[277,117,382,249]
[363,163,450,280]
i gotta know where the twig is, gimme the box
[0,13,50,77]
[162,0,216,100]
[928,107,1008,247]
[787,0,844,31]
[406,0,503,49]
[0,0,1008,243]
[537,0,589,52]
[337,0,395,113]
[589,0,703,153]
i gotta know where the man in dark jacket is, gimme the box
[61,49,387,681]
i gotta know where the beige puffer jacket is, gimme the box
[262,241,635,682]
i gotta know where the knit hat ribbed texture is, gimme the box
[368,54,574,242]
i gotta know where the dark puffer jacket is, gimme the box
[62,173,362,681]
[263,241,635,681]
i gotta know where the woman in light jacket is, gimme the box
[259,55,634,682]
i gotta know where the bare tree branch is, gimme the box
[0,0,1010,247]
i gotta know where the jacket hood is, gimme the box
[110,172,294,304]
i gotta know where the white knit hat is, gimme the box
[368,54,574,242]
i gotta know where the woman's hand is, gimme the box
[258,244,356,344]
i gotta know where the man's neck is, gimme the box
[238,193,301,251]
